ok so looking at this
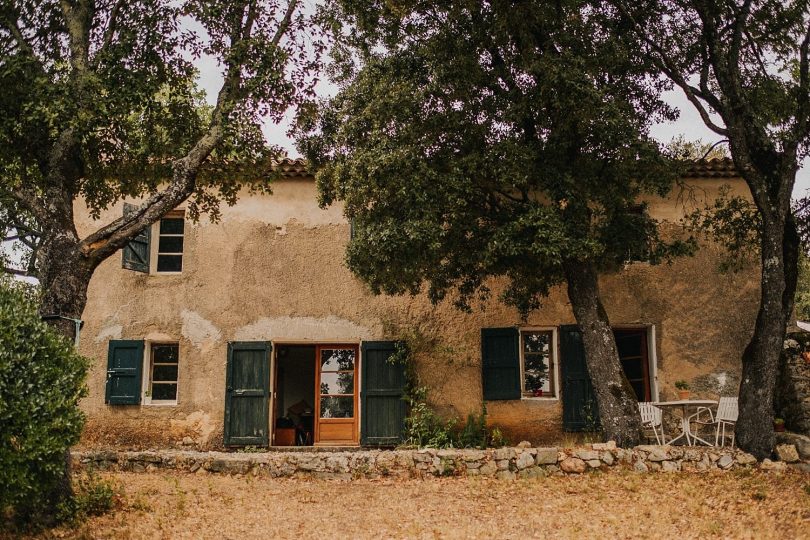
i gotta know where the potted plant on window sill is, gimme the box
[773,418,786,432]
[674,380,690,400]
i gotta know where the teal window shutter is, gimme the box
[481,328,520,400]
[105,340,144,405]
[360,341,406,446]
[122,203,150,273]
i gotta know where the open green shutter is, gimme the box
[105,340,144,405]
[361,341,406,446]
[122,203,150,273]
[481,328,520,400]
[560,325,600,431]
[224,342,270,447]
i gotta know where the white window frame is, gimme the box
[519,327,559,401]
[141,341,180,406]
[150,210,185,274]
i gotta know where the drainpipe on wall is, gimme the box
[41,315,84,347]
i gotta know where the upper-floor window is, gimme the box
[121,204,185,274]
[156,215,184,272]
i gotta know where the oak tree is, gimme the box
[302,1,692,446]
[612,0,810,458]
[0,0,319,512]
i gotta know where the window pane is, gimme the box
[152,383,177,400]
[524,353,551,395]
[320,396,353,418]
[152,364,178,382]
[523,331,550,354]
[157,254,183,272]
[615,333,643,358]
[158,236,184,254]
[152,345,178,364]
[320,372,354,395]
[621,358,644,380]
[160,218,184,235]
[320,349,355,371]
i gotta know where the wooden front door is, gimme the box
[224,342,271,446]
[315,345,358,445]
[560,325,600,432]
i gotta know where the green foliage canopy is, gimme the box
[0,278,88,521]
[302,0,693,314]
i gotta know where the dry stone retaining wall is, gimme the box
[72,441,807,480]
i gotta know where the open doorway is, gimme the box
[273,345,316,446]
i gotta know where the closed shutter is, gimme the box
[361,341,406,446]
[224,342,270,446]
[560,325,600,431]
[105,340,144,405]
[481,327,520,400]
[122,203,150,273]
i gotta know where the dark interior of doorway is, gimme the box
[614,329,650,402]
[274,345,315,446]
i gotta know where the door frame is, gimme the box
[269,341,361,446]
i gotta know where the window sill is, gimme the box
[143,400,178,407]
[521,396,559,402]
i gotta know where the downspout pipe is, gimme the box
[41,315,84,347]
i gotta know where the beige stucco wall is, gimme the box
[75,175,759,448]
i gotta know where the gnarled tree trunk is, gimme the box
[736,215,800,459]
[564,259,642,447]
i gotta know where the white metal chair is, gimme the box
[689,396,739,447]
[638,402,665,444]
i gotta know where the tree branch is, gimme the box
[90,0,125,68]
[271,0,298,47]
[2,266,31,277]
[79,0,297,263]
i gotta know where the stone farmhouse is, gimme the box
[75,158,760,448]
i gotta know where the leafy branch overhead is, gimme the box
[0,0,323,279]
[301,1,694,315]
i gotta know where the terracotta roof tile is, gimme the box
[683,158,738,178]
[271,157,310,178]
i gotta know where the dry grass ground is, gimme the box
[13,469,810,540]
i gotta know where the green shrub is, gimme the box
[57,473,119,523]
[458,405,488,449]
[0,278,88,524]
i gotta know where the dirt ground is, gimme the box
[16,469,810,540]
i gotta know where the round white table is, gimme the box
[654,400,718,446]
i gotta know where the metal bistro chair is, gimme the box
[689,396,739,447]
[638,402,665,445]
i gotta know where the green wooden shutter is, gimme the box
[122,203,150,273]
[224,342,270,447]
[560,325,600,431]
[105,340,144,405]
[481,327,520,400]
[361,341,406,446]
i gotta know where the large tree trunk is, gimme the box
[736,216,796,459]
[564,259,642,447]
[36,230,95,521]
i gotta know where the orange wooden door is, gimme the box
[314,345,359,445]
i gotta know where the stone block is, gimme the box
[775,444,800,463]
[592,441,616,451]
[518,467,544,479]
[661,461,680,472]
[516,452,535,470]
[535,448,558,465]
[575,450,599,461]
[633,460,649,473]
[760,458,787,472]
[496,470,516,481]
[496,459,511,471]
[717,455,734,469]
[479,461,497,476]
[493,448,515,460]
[559,457,586,474]
[734,452,757,465]
[647,448,669,462]
[517,440,532,449]
[586,459,601,469]
[600,452,614,466]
